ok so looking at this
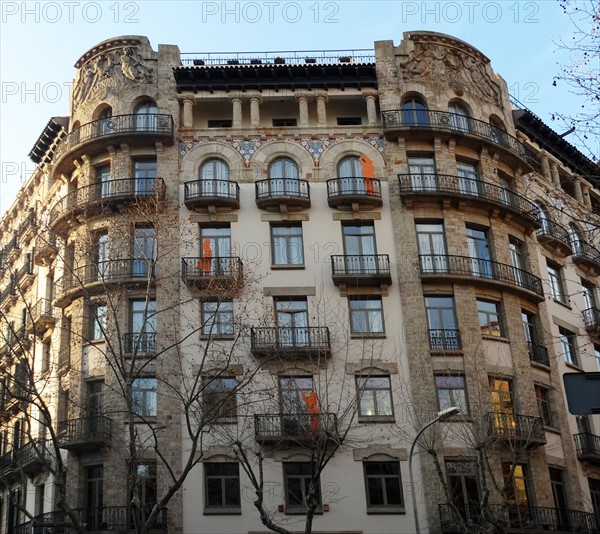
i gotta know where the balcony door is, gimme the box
[425,296,459,350]
[96,165,111,199]
[275,299,309,348]
[133,228,156,277]
[456,162,479,196]
[135,101,158,131]
[95,232,109,278]
[130,300,156,353]
[85,465,104,530]
[269,158,300,195]
[280,377,314,437]
[337,156,365,194]
[408,156,436,190]
[467,227,493,278]
[446,461,481,525]
[489,378,516,433]
[200,159,230,197]
[416,222,447,273]
[503,463,532,528]
[134,159,157,195]
[200,226,231,275]
[97,107,112,136]
[342,223,376,275]
[509,237,525,286]
[583,283,597,310]
[86,381,105,438]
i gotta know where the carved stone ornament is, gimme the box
[400,36,501,105]
[72,42,154,110]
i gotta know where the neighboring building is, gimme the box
[0,32,598,534]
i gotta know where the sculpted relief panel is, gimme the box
[400,36,501,106]
[72,42,155,113]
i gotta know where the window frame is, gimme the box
[349,296,385,336]
[271,224,304,267]
[89,303,107,342]
[204,462,241,513]
[476,299,504,337]
[558,327,579,366]
[203,376,238,421]
[434,374,469,416]
[200,300,234,338]
[547,262,568,304]
[283,462,322,514]
[132,377,157,418]
[535,385,553,427]
[356,375,395,421]
[363,460,405,513]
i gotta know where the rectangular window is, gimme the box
[128,300,156,353]
[535,385,553,427]
[547,262,567,304]
[272,118,297,127]
[445,461,480,524]
[133,227,156,277]
[284,462,321,510]
[132,378,157,417]
[133,158,158,195]
[582,280,597,310]
[275,299,309,347]
[356,376,394,418]
[89,304,107,341]
[203,376,237,420]
[271,225,304,266]
[208,120,232,128]
[434,375,469,415]
[96,164,111,198]
[558,327,578,366]
[337,117,362,126]
[416,222,447,272]
[205,463,241,510]
[425,296,460,349]
[364,462,404,511]
[477,299,503,337]
[349,297,384,334]
[201,301,234,337]
[342,223,376,257]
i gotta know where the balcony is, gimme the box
[428,329,462,351]
[582,307,600,334]
[123,332,156,355]
[574,433,600,464]
[52,114,174,176]
[49,177,166,235]
[330,254,391,286]
[382,109,534,168]
[255,413,338,443]
[15,506,167,534]
[181,256,243,292]
[28,298,57,336]
[255,178,310,211]
[536,220,572,257]
[34,230,58,266]
[0,278,16,311]
[326,177,383,209]
[16,209,37,246]
[527,342,550,367]
[439,503,599,533]
[57,415,112,451]
[398,173,540,229]
[250,327,331,358]
[486,412,546,449]
[15,254,35,291]
[184,179,240,210]
[54,259,155,308]
[14,440,49,475]
[419,255,544,301]
[572,241,600,276]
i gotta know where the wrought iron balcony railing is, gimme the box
[527,342,550,366]
[181,256,243,289]
[29,298,57,334]
[487,412,546,447]
[582,307,600,330]
[15,505,167,534]
[572,241,600,273]
[250,327,331,356]
[428,329,462,350]
[330,254,391,286]
[123,332,156,354]
[326,177,383,208]
[536,219,572,256]
[49,177,166,231]
[439,503,599,533]
[419,254,544,297]
[398,173,539,226]
[255,178,310,209]
[184,179,240,209]
[382,109,534,165]
[255,413,338,442]
[574,432,600,463]
[58,415,112,450]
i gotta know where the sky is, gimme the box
[0,0,588,217]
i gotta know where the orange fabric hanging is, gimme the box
[199,238,213,274]
[302,390,320,434]
[359,154,376,195]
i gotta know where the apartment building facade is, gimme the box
[0,32,598,534]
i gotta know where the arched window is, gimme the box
[337,156,361,178]
[568,223,583,252]
[536,202,550,232]
[337,156,372,195]
[402,98,428,126]
[135,101,158,131]
[448,104,471,132]
[268,157,300,195]
[200,158,230,196]
[490,117,507,145]
[97,107,113,136]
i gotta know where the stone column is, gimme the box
[574,176,584,203]
[296,92,310,127]
[581,183,592,208]
[315,91,328,127]
[249,93,262,128]
[182,96,194,128]
[363,90,378,126]
[550,163,561,187]
[230,96,243,128]
[539,151,551,183]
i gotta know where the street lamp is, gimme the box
[408,406,461,534]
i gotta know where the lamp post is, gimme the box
[408,406,461,534]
